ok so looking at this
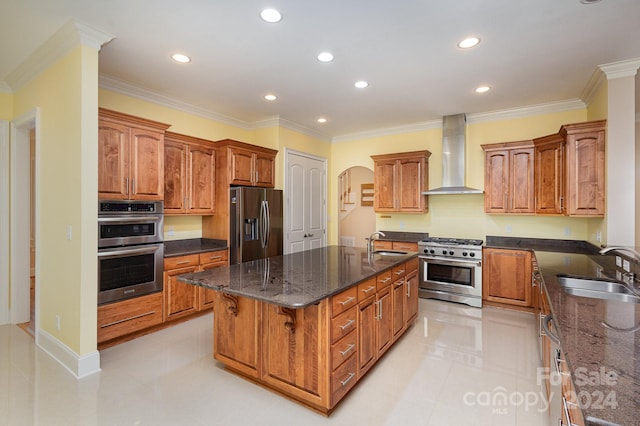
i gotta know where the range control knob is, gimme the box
[430,249,435,254]
[462,251,468,256]
[469,252,476,258]
[449,250,454,256]
[442,250,448,255]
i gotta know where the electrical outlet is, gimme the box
[563,227,571,236]
[505,224,512,233]
[595,231,601,242]
[167,226,175,236]
[399,221,405,229]
[66,225,72,241]
[55,315,61,331]
[623,259,631,272]
[616,256,622,267]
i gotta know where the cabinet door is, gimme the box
[214,293,260,378]
[405,270,419,325]
[229,147,255,185]
[484,150,509,213]
[188,145,216,214]
[357,296,377,376]
[397,157,426,212]
[376,286,393,356]
[509,148,535,213]
[392,278,405,341]
[254,152,276,187]
[482,248,532,307]
[97,292,163,344]
[164,265,199,321]
[98,120,129,199]
[130,128,164,200]
[565,130,605,216]
[164,142,187,213]
[535,139,564,215]
[373,159,397,211]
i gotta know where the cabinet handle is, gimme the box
[339,319,355,330]
[406,281,411,297]
[125,177,129,195]
[395,270,405,275]
[209,255,222,260]
[362,285,376,294]
[176,260,191,265]
[255,171,258,183]
[131,178,135,195]
[395,279,404,287]
[339,343,355,357]
[376,300,383,320]
[339,296,355,306]
[559,196,564,211]
[340,372,356,387]
[380,277,391,284]
[100,311,155,328]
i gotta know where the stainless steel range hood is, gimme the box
[422,113,483,195]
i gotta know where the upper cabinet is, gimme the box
[98,108,170,200]
[483,119,606,217]
[482,141,535,214]
[217,140,277,188]
[164,132,216,215]
[370,151,431,213]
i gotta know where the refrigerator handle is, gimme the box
[264,200,271,247]
[260,200,267,249]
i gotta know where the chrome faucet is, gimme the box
[599,246,640,261]
[367,231,386,256]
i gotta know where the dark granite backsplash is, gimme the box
[378,231,428,242]
[164,238,227,257]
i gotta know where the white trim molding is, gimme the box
[5,19,113,91]
[38,328,101,379]
[466,99,586,124]
[332,119,442,144]
[0,120,9,325]
[599,58,640,80]
[581,68,607,107]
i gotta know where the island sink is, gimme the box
[557,275,640,303]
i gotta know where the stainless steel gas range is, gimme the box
[417,237,483,308]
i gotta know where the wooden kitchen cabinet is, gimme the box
[164,132,216,215]
[371,151,431,213]
[217,139,277,187]
[404,258,419,325]
[373,240,419,252]
[482,141,534,214]
[97,292,163,344]
[163,250,228,321]
[482,247,533,309]
[98,108,169,200]
[534,133,565,215]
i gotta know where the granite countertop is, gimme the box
[177,245,416,308]
[164,238,227,257]
[486,236,639,426]
[377,230,429,243]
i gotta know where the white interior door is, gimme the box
[285,150,327,254]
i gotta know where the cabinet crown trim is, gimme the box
[98,108,171,131]
[215,138,278,155]
[370,150,431,161]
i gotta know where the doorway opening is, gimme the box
[338,166,375,248]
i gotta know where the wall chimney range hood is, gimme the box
[422,113,483,195]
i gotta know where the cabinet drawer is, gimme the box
[331,287,358,317]
[331,329,357,371]
[331,306,357,344]
[392,242,418,252]
[405,257,418,273]
[98,292,163,343]
[357,278,377,302]
[377,270,393,291]
[198,250,228,265]
[392,264,406,279]
[164,254,199,270]
[373,240,393,250]
[331,353,358,405]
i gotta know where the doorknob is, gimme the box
[308,233,314,237]
[303,234,307,238]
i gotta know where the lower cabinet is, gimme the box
[164,250,228,321]
[212,258,419,413]
[482,247,533,309]
[97,292,163,344]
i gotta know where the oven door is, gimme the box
[98,215,164,248]
[97,243,163,305]
[419,256,482,297]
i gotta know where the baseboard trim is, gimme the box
[37,328,101,379]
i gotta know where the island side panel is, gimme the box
[261,300,330,411]
[213,292,260,378]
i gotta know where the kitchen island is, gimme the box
[178,245,419,414]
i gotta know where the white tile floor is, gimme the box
[1,299,550,425]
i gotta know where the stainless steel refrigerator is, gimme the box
[229,187,283,264]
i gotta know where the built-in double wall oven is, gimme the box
[97,200,164,305]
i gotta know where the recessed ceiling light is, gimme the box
[264,94,277,101]
[475,85,491,93]
[458,37,480,49]
[354,80,369,89]
[317,117,328,123]
[580,0,602,4]
[171,53,191,63]
[260,8,282,23]
[317,52,334,62]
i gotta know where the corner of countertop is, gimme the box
[164,238,228,257]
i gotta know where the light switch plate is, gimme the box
[623,259,631,272]
[616,256,622,267]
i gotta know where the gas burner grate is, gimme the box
[419,237,483,246]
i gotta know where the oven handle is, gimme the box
[419,256,482,268]
[98,245,162,258]
[98,216,162,223]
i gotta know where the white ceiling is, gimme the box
[2,0,639,139]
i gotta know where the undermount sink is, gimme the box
[557,275,640,303]
[373,250,408,257]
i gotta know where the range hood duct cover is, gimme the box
[423,113,483,195]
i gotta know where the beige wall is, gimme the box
[13,45,99,355]
[0,92,13,119]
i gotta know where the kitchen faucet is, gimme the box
[599,246,640,292]
[367,231,386,256]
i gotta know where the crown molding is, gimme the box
[6,19,114,92]
[466,99,586,124]
[0,81,11,93]
[332,119,442,143]
[599,58,640,79]
[581,68,606,107]
[275,117,332,142]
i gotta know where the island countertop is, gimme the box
[177,245,417,308]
